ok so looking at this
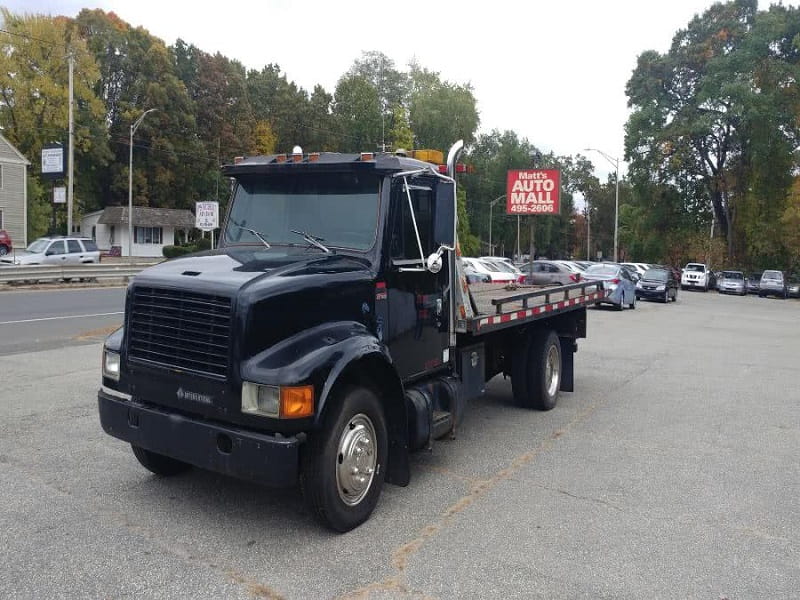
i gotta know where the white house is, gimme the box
[81,206,195,257]
[0,133,30,249]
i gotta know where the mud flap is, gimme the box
[559,338,575,392]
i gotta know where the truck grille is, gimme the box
[128,286,232,378]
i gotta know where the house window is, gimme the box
[134,226,163,244]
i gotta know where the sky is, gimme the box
[5,0,787,181]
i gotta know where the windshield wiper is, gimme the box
[290,230,331,254]
[230,224,271,249]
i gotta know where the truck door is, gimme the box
[385,175,450,380]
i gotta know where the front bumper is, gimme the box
[98,389,301,487]
[636,288,667,299]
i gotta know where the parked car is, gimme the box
[717,271,746,296]
[788,275,800,299]
[621,262,648,278]
[635,267,678,303]
[746,272,762,295]
[480,257,525,283]
[461,260,491,284]
[581,263,637,310]
[759,270,788,298]
[680,263,716,291]
[0,236,101,265]
[0,229,11,256]
[461,257,516,284]
[520,260,582,286]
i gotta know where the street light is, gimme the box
[584,147,620,262]
[129,108,157,259]
[488,194,505,253]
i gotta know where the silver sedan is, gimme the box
[581,263,637,310]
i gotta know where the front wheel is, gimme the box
[301,386,388,532]
[629,294,636,309]
[0,245,8,256]
[131,445,192,476]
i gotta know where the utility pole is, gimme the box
[67,51,74,236]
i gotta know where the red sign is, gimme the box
[506,169,560,215]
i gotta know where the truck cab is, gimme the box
[99,142,598,531]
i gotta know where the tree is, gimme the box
[0,10,110,220]
[408,63,479,152]
[333,74,381,152]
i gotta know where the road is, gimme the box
[0,291,797,599]
[0,287,125,355]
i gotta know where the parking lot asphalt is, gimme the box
[0,290,797,599]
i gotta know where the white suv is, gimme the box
[681,263,714,291]
[0,236,101,265]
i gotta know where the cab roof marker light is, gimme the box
[309,152,320,162]
[360,152,374,161]
[274,154,287,163]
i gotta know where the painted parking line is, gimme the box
[0,312,124,325]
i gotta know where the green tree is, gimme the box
[387,105,414,151]
[333,74,381,152]
[408,63,479,152]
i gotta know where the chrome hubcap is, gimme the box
[336,413,377,506]
[545,344,560,398]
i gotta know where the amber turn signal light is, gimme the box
[280,385,314,418]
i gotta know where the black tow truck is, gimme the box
[98,141,605,531]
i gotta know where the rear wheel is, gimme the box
[131,445,192,476]
[512,329,561,411]
[301,386,387,532]
[0,245,8,256]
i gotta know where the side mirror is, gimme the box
[45,249,55,256]
[426,252,443,274]
[433,180,455,247]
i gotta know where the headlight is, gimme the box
[242,382,280,417]
[656,285,666,291]
[242,382,314,419]
[103,349,120,381]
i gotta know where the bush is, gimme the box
[162,245,196,259]
[195,236,212,250]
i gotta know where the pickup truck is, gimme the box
[98,141,605,531]
[680,263,715,291]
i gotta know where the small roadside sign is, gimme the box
[53,187,66,204]
[41,144,65,179]
[195,201,219,231]
[506,169,561,215]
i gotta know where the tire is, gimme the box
[663,289,669,303]
[0,245,8,256]
[511,329,561,411]
[629,294,636,309]
[300,386,388,532]
[131,445,192,476]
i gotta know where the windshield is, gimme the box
[686,264,705,272]
[223,173,380,251]
[26,239,50,253]
[643,268,668,281]
[762,270,782,280]
[722,271,743,280]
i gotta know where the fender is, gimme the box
[240,320,410,486]
[240,320,400,424]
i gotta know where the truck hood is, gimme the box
[132,247,374,296]
[0,251,45,265]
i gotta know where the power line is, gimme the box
[0,27,56,47]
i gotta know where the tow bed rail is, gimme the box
[468,281,607,334]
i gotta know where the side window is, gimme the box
[548,264,559,273]
[48,241,66,255]
[67,240,82,253]
[82,239,98,252]
[389,177,434,261]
